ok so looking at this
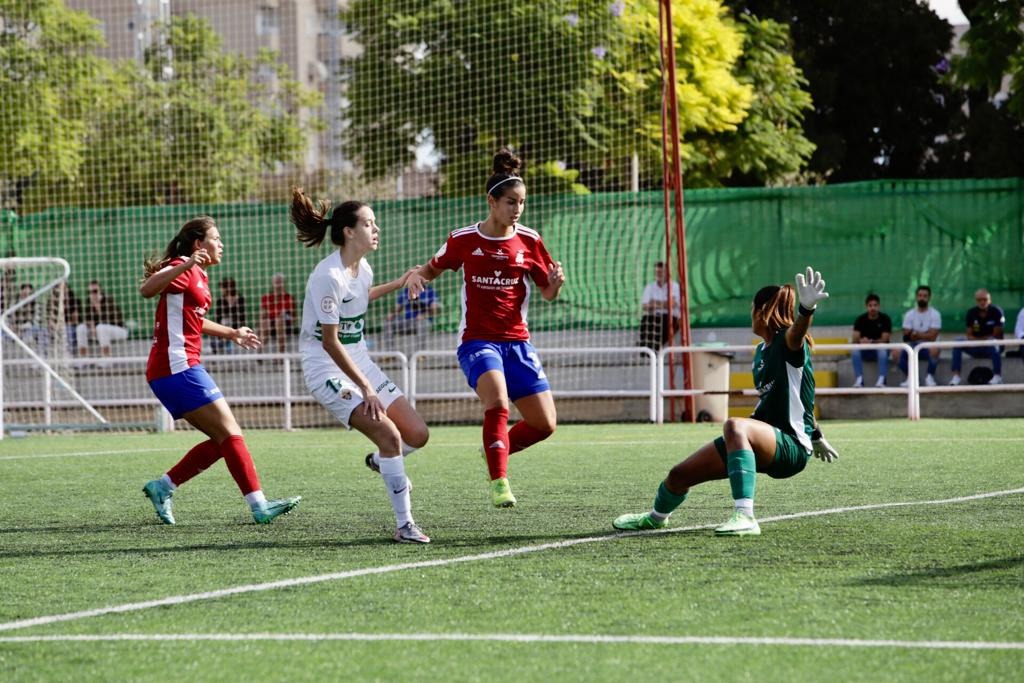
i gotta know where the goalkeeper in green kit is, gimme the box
[613,267,839,536]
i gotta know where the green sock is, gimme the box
[726,449,757,500]
[653,481,688,515]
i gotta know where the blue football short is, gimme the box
[457,340,550,402]
[149,364,224,419]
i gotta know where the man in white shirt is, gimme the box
[638,262,681,351]
[894,285,942,387]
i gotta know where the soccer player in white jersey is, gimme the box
[612,268,839,536]
[291,189,431,544]
[141,217,301,525]
[405,149,566,508]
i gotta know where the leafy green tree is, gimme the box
[954,0,1024,117]
[724,0,960,181]
[0,0,108,209]
[945,0,1024,177]
[343,0,812,193]
[689,14,815,185]
[24,14,321,210]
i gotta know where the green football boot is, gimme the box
[714,510,761,536]
[612,512,666,531]
[490,477,517,508]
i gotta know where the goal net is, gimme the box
[3,0,681,432]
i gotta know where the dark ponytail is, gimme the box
[143,216,216,278]
[485,148,525,197]
[291,187,367,248]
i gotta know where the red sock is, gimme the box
[219,434,261,496]
[508,421,553,455]
[166,439,222,487]
[482,406,510,480]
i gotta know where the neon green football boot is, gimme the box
[490,477,517,508]
[714,509,761,536]
[612,512,666,530]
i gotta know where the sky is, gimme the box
[926,0,969,25]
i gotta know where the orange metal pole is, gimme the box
[658,0,695,422]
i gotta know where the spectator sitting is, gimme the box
[47,281,80,354]
[850,293,891,387]
[894,285,941,388]
[949,289,1004,386]
[212,277,246,354]
[77,280,128,357]
[384,284,439,345]
[638,261,681,351]
[12,283,50,353]
[258,272,295,353]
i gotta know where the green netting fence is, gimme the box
[4,178,1022,334]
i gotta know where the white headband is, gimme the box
[488,175,524,196]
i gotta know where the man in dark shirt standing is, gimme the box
[850,293,892,387]
[950,289,1004,385]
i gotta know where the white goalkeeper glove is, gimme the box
[795,266,829,313]
[811,427,839,463]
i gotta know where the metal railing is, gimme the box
[409,347,659,422]
[5,338,1021,432]
[657,343,922,422]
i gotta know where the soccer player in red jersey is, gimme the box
[406,150,566,508]
[140,216,300,525]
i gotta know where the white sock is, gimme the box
[378,456,412,526]
[245,490,267,508]
[734,498,754,516]
[372,442,418,467]
[160,473,177,491]
[650,510,669,522]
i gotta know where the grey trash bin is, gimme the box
[691,343,732,422]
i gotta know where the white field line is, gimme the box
[0,487,1020,635]
[4,436,1023,461]
[0,448,180,462]
[0,632,1020,650]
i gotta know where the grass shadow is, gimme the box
[853,555,1024,587]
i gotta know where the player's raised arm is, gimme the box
[787,266,829,351]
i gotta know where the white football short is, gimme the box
[306,362,403,429]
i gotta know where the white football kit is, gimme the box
[300,251,402,428]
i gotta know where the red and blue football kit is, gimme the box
[146,258,211,382]
[430,223,556,480]
[430,222,553,344]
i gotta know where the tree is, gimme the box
[954,0,1024,117]
[945,0,1024,177]
[0,0,109,209]
[23,14,321,210]
[690,14,815,185]
[724,0,961,181]
[342,0,813,194]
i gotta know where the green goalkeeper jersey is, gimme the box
[751,326,815,452]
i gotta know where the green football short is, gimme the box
[714,427,810,479]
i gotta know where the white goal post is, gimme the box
[0,257,110,439]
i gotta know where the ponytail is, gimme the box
[143,216,216,279]
[291,187,368,248]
